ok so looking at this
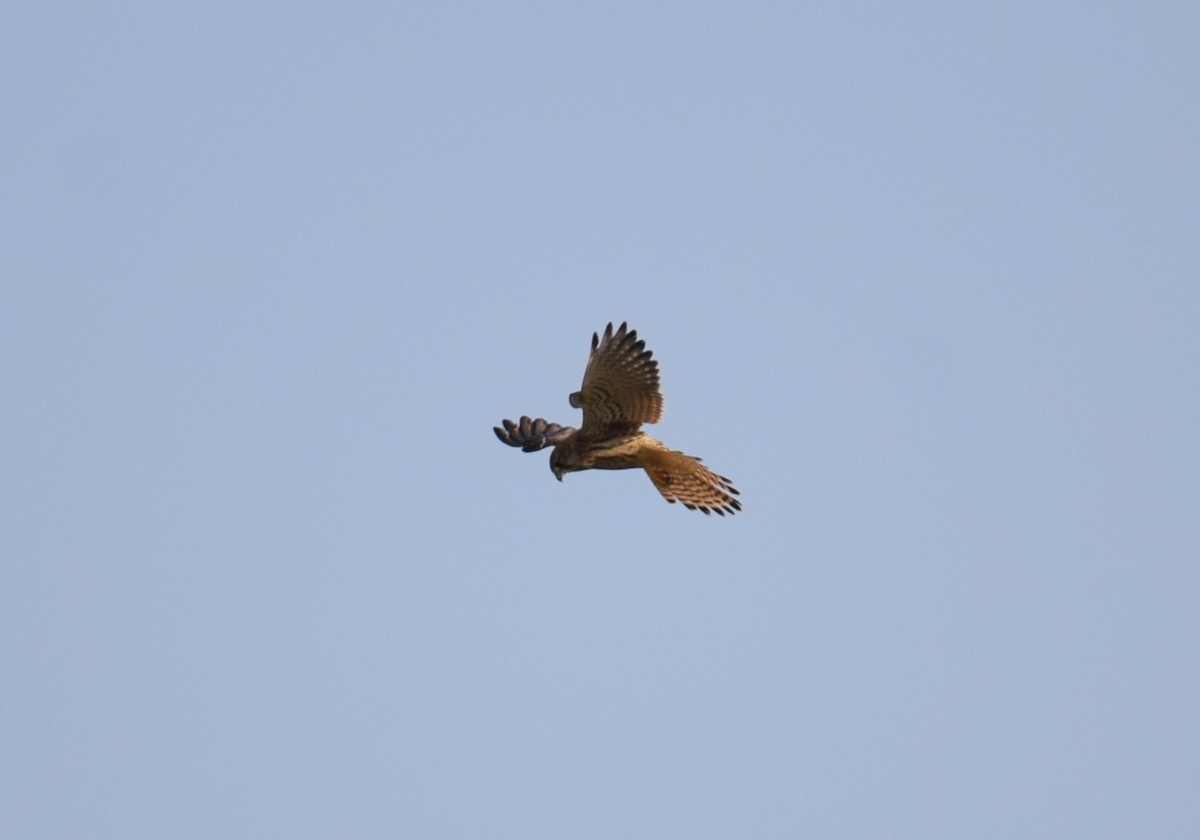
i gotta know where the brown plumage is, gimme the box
[494,322,741,516]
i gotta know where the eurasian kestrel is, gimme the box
[494,322,741,515]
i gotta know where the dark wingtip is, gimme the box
[494,422,518,446]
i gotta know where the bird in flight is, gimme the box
[494,322,741,515]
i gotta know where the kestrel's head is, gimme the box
[549,445,582,481]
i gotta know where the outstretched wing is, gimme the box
[571,321,663,435]
[494,415,576,453]
[641,448,741,516]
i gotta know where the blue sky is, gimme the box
[3,2,1198,837]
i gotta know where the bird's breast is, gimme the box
[579,433,664,470]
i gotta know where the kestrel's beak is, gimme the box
[554,470,563,482]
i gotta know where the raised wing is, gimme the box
[494,415,576,453]
[571,322,663,435]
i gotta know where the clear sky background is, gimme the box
[3,2,1198,838]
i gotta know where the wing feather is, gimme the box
[574,322,664,435]
[494,416,576,452]
[641,447,741,516]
